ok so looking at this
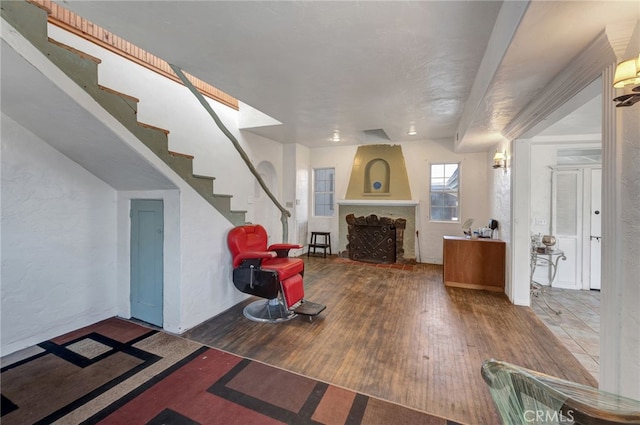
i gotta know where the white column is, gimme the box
[510,138,532,305]
[599,62,640,399]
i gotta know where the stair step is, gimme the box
[162,151,194,177]
[134,122,171,156]
[188,174,215,195]
[133,125,169,156]
[168,151,195,160]
[229,210,249,226]
[138,121,170,135]
[93,86,139,129]
[99,85,139,103]
[48,38,101,64]
[45,39,100,89]
[193,174,215,181]
[210,194,232,211]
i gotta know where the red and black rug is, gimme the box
[1,318,458,424]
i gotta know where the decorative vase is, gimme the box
[542,235,556,250]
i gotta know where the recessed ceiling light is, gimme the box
[407,125,417,136]
[331,131,341,142]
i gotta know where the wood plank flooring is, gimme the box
[183,256,597,425]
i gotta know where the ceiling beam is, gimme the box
[502,31,616,142]
[454,0,530,152]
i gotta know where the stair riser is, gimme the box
[211,196,231,212]
[132,127,169,155]
[92,90,140,129]
[188,178,214,196]
[1,1,49,48]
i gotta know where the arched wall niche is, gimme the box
[363,158,390,194]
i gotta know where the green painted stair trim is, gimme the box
[2,0,246,226]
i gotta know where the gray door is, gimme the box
[130,199,164,327]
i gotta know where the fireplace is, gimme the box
[346,214,407,264]
[337,200,418,264]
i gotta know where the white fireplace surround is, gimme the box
[337,199,419,261]
[337,200,419,207]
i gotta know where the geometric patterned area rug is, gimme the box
[1,317,460,425]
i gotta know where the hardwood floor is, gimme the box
[184,256,597,425]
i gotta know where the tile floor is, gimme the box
[531,286,601,382]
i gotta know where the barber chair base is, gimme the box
[243,299,297,323]
[243,298,327,323]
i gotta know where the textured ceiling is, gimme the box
[24,1,640,150]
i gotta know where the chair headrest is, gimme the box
[227,225,269,265]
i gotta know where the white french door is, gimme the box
[589,168,602,290]
[551,170,582,289]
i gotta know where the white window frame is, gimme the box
[313,167,335,217]
[429,162,461,222]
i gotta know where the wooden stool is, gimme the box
[308,231,331,258]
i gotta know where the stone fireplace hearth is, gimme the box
[346,214,406,264]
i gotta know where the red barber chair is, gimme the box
[227,224,326,322]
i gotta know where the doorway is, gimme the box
[130,199,164,327]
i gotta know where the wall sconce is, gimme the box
[612,53,640,107]
[492,150,507,172]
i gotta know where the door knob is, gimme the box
[594,210,600,215]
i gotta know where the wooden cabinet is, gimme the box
[443,236,505,292]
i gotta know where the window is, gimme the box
[314,168,335,217]
[430,163,459,221]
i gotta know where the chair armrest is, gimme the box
[235,251,277,265]
[268,243,303,251]
[268,244,303,258]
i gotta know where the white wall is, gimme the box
[529,141,601,235]
[488,140,512,298]
[308,139,490,264]
[1,115,118,355]
[244,131,284,241]
[294,144,311,248]
[510,138,531,305]
[177,188,247,332]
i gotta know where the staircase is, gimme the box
[1,0,247,226]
